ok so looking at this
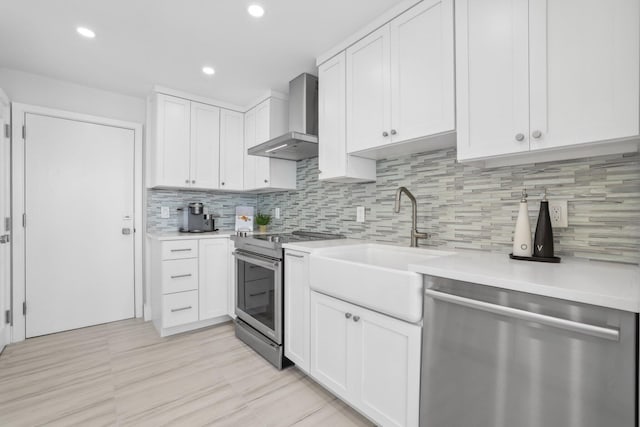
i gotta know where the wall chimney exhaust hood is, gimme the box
[248,73,318,161]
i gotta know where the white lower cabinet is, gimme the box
[199,238,229,320]
[150,236,233,337]
[310,291,421,427]
[284,250,311,373]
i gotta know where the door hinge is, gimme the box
[5,309,11,325]
[22,302,26,316]
[4,217,10,232]
[22,125,26,139]
[3,123,9,139]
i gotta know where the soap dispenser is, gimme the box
[533,189,554,258]
[513,189,532,257]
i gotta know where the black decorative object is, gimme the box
[509,253,561,263]
[533,189,554,258]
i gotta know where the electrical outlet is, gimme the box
[160,206,170,219]
[549,200,568,228]
[356,206,365,223]
[275,207,281,219]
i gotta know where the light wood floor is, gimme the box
[0,319,373,426]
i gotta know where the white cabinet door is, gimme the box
[353,306,421,427]
[220,109,245,191]
[346,25,391,154]
[455,0,530,161]
[284,251,310,373]
[318,53,348,180]
[390,0,455,144]
[190,102,220,190]
[528,0,639,151]
[198,239,229,321]
[243,107,257,191]
[154,94,191,187]
[253,100,271,189]
[310,291,352,401]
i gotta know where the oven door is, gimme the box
[234,250,283,344]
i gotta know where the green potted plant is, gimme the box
[255,213,272,233]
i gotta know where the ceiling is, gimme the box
[0,0,403,106]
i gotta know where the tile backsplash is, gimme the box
[258,148,640,264]
[147,189,257,232]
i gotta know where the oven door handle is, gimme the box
[233,251,281,270]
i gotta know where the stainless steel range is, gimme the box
[233,231,343,369]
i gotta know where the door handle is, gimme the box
[0,234,9,244]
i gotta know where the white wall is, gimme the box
[0,68,146,124]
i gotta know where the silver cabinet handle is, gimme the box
[382,131,389,137]
[425,289,620,341]
[286,253,304,259]
[532,130,542,139]
[171,306,192,313]
[515,133,525,142]
[345,313,352,319]
[250,291,267,297]
[170,248,192,252]
[170,273,192,279]
[353,315,360,322]
[390,129,397,135]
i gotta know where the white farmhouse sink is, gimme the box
[309,244,454,323]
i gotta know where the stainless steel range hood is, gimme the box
[248,73,318,161]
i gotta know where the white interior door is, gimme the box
[0,91,10,351]
[24,113,135,338]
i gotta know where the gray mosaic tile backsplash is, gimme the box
[147,189,257,232]
[258,149,640,264]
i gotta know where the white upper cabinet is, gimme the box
[456,0,639,163]
[152,94,191,188]
[345,0,455,159]
[190,102,220,189]
[346,25,391,154]
[319,52,377,183]
[150,93,227,190]
[219,109,244,191]
[243,97,297,191]
[390,0,455,144]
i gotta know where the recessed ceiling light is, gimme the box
[248,4,265,18]
[76,27,96,39]
[202,66,215,76]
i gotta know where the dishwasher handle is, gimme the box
[425,289,620,342]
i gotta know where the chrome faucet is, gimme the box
[394,187,429,247]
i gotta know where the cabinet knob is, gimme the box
[515,133,525,142]
[345,313,352,319]
[532,130,542,139]
[390,129,397,135]
[382,131,389,137]
[192,180,196,184]
[353,315,360,322]
[264,179,268,184]
[185,179,189,184]
[221,182,225,186]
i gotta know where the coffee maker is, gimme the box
[178,203,216,233]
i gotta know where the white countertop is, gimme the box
[408,250,640,313]
[147,230,237,240]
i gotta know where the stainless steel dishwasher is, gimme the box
[420,276,637,427]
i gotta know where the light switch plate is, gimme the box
[549,200,568,228]
[275,207,281,219]
[160,206,170,219]
[356,206,365,223]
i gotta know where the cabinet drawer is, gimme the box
[162,258,198,294]
[162,240,198,260]
[162,291,199,328]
